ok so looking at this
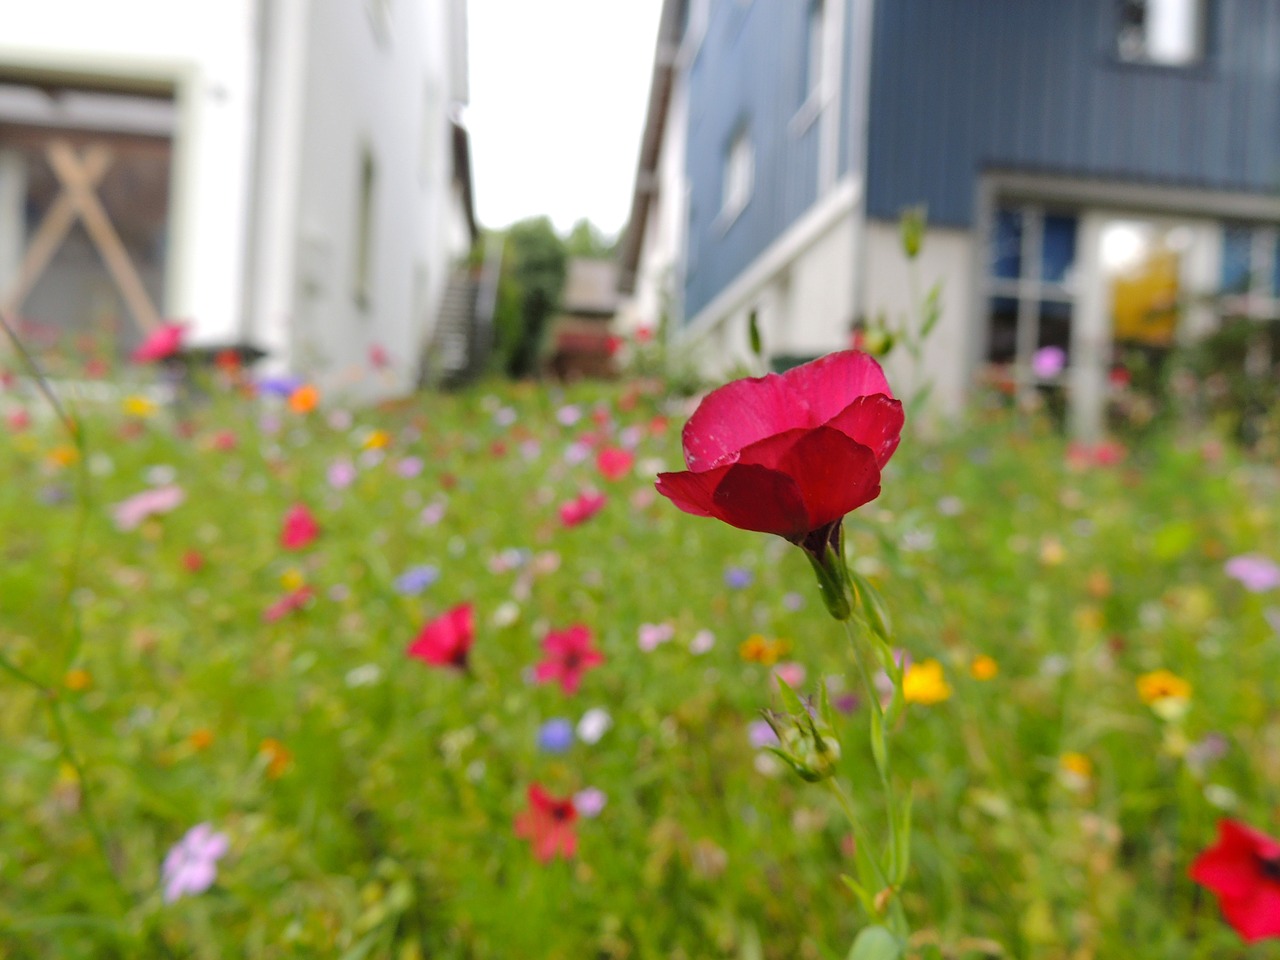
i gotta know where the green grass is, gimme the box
[1,372,1278,959]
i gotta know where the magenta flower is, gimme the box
[559,491,607,527]
[280,504,320,550]
[132,322,185,363]
[1226,555,1280,593]
[1032,345,1067,379]
[534,624,605,694]
[161,823,229,903]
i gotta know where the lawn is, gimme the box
[1,359,1278,959]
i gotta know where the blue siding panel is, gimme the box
[683,0,857,320]
[866,0,1280,226]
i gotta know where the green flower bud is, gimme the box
[763,680,843,783]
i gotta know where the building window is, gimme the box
[1218,223,1280,308]
[1117,0,1206,66]
[984,205,1079,393]
[721,124,754,224]
[354,148,377,310]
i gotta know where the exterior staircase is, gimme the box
[418,232,502,389]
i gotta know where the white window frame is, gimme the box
[718,125,754,230]
[1117,0,1206,67]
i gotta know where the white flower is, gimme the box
[577,708,612,744]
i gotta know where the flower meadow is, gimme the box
[2,354,1280,958]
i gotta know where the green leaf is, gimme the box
[848,571,892,642]
[775,675,805,715]
[748,311,764,358]
[920,282,943,339]
[892,790,914,885]
[840,874,877,917]
[846,925,903,960]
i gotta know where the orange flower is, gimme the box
[64,669,92,692]
[189,728,215,751]
[739,634,791,666]
[970,655,999,680]
[259,738,293,779]
[288,385,319,413]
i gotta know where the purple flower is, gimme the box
[394,565,440,595]
[782,592,805,611]
[724,567,753,589]
[1032,346,1067,379]
[537,718,575,754]
[161,823,229,903]
[1225,555,1280,592]
[327,459,357,490]
[748,719,780,749]
[395,456,424,478]
[256,375,302,398]
[573,787,607,818]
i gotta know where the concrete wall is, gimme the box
[0,0,259,345]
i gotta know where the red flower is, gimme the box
[534,624,604,694]
[131,323,186,363]
[406,603,475,669]
[1190,819,1280,942]
[181,550,205,573]
[559,491,607,527]
[596,446,634,482]
[514,784,577,862]
[263,586,315,623]
[280,504,321,550]
[655,350,903,546]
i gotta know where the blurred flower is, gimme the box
[573,787,606,818]
[327,459,357,490]
[970,655,999,680]
[113,485,185,531]
[263,586,314,623]
[181,550,205,573]
[537,718,575,754]
[739,635,790,666]
[259,738,292,778]
[689,629,716,654]
[559,491,606,527]
[902,659,952,705]
[394,564,440,595]
[1190,819,1280,942]
[280,568,305,591]
[122,395,157,418]
[556,405,582,426]
[188,728,215,751]
[515,784,577,862]
[576,707,612,744]
[596,446,634,481]
[161,823,228,903]
[47,445,80,469]
[1187,733,1230,778]
[748,719,781,749]
[1032,345,1066,379]
[534,624,604,695]
[1225,555,1280,593]
[1137,669,1192,720]
[279,504,320,550]
[64,668,92,692]
[1038,537,1065,566]
[637,622,674,652]
[345,663,383,688]
[362,428,392,450]
[6,408,30,432]
[287,384,319,413]
[132,323,184,363]
[406,603,475,670]
[1058,752,1093,792]
[395,456,424,478]
[774,661,807,688]
[420,502,446,526]
[724,566,753,589]
[369,343,390,369]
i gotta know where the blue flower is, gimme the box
[394,565,440,595]
[537,718,575,754]
[724,566,753,589]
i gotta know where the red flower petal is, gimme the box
[780,349,895,423]
[823,394,905,469]
[680,373,800,471]
[653,467,723,518]
[776,427,882,530]
[710,463,810,539]
[1223,884,1280,942]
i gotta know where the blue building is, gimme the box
[619,0,1280,436]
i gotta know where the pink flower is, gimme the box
[534,624,604,695]
[559,491,607,527]
[596,446,634,482]
[161,823,229,903]
[1226,555,1280,593]
[406,603,475,669]
[263,586,315,623]
[112,485,185,531]
[279,504,320,550]
[637,622,674,652]
[132,323,185,363]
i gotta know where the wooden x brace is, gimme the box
[1,140,161,333]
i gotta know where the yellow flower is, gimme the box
[903,659,952,705]
[970,655,999,681]
[189,728,215,752]
[362,428,392,450]
[738,634,790,666]
[1137,669,1191,705]
[259,738,293,779]
[280,568,306,591]
[288,384,319,413]
[122,395,157,418]
[1058,752,1093,793]
[64,668,92,692]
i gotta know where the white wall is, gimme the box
[861,219,973,420]
[280,0,470,399]
[0,0,259,345]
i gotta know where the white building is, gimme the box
[0,0,477,399]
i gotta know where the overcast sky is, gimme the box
[466,0,664,239]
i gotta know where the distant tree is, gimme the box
[495,217,568,379]
[564,218,616,259]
